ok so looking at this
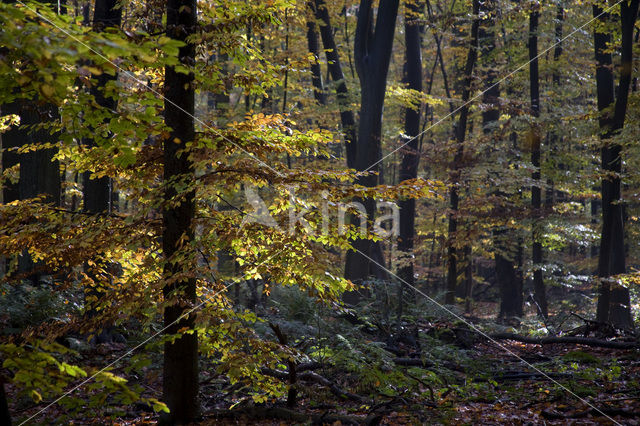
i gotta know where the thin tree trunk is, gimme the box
[478,0,519,319]
[445,0,479,305]
[315,0,357,167]
[593,0,639,329]
[307,1,326,106]
[397,0,424,311]
[546,3,565,209]
[529,4,547,318]
[80,0,122,343]
[162,0,199,420]
[83,0,121,213]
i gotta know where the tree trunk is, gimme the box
[162,0,199,421]
[496,233,523,319]
[79,0,123,344]
[2,0,62,284]
[343,0,399,287]
[0,372,10,426]
[307,1,326,106]
[16,103,61,207]
[477,0,521,319]
[315,0,357,167]
[0,104,19,204]
[546,3,565,209]
[593,0,639,329]
[397,0,424,305]
[529,4,547,318]
[445,0,479,305]
[83,0,121,214]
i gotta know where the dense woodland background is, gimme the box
[2,0,640,423]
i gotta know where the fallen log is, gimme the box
[392,358,433,367]
[473,371,572,382]
[490,333,639,349]
[393,357,464,372]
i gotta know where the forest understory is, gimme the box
[8,285,640,425]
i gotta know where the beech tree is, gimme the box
[82,0,121,215]
[593,0,639,329]
[306,1,327,106]
[344,0,400,286]
[162,0,199,420]
[528,1,547,318]
[1,0,61,284]
[445,0,479,305]
[398,0,424,301]
[314,0,357,166]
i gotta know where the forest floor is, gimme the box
[197,341,640,425]
[9,303,640,425]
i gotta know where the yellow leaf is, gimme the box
[31,389,42,403]
[40,84,55,98]
[86,66,102,76]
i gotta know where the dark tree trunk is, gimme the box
[0,104,19,204]
[496,234,523,319]
[593,0,639,329]
[2,0,62,284]
[478,0,521,319]
[17,104,61,207]
[546,2,565,209]
[307,1,326,106]
[9,6,61,209]
[1,104,18,205]
[593,4,615,323]
[397,0,424,305]
[529,5,547,318]
[445,0,479,305]
[80,0,122,344]
[0,371,10,426]
[315,0,357,167]
[83,0,122,214]
[343,0,399,288]
[162,0,199,421]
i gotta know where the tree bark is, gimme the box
[593,0,639,329]
[80,0,123,344]
[491,332,640,349]
[162,0,199,421]
[477,0,521,319]
[397,0,424,305]
[306,1,326,106]
[314,0,357,167]
[1,0,62,284]
[82,0,121,214]
[445,0,479,305]
[529,4,547,318]
[546,3,565,209]
[343,0,399,288]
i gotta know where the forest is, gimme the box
[1,0,640,423]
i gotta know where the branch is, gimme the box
[261,368,367,403]
[490,333,639,349]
